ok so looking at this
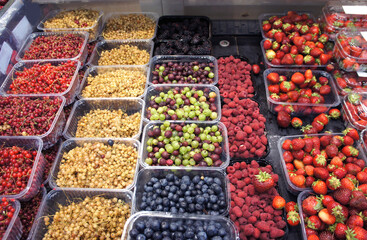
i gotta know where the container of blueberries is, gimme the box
[148,55,218,85]
[143,84,221,123]
[140,121,230,170]
[132,167,230,216]
[121,211,239,240]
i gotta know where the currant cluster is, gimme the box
[8,61,77,94]
[19,189,43,240]
[0,146,37,195]
[0,198,15,238]
[0,97,63,136]
[22,34,84,60]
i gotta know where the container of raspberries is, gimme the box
[278,133,366,195]
[16,31,89,64]
[264,68,340,115]
[140,121,229,169]
[144,84,221,122]
[0,137,46,201]
[31,189,133,240]
[133,168,230,216]
[0,96,66,149]
[0,198,22,240]
[121,211,239,240]
[341,92,367,130]
[0,60,81,105]
[148,55,218,85]
[298,190,367,240]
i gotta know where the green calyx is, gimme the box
[348,93,361,105]
[255,170,272,182]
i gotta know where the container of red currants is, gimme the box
[140,121,230,170]
[0,60,81,105]
[0,198,22,240]
[148,55,218,85]
[0,137,46,201]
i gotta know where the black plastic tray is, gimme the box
[153,39,212,56]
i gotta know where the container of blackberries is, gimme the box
[140,121,229,169]
[132,167,230,216]
[153,40,212,56]
[121,211,239,240]
[148,55,218,85]
[144,84,221,122]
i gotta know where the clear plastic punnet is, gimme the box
[278,133,367,195]
[78,65,148,99]
[321,0,367,40]
[143,84,221,122]
[121,212,239,240]
[37,9,104,42]
[0,137,45,201]
[334,30,367,72]
[88,40,153,67]
[298,190,315,240]
[263,68,340,115]
[332,67,367,96]
[132,167,230,216]
[2,199,22,240]
[101,12,158,41]
[48,138,140,191]
[140,121,230,170]
[31,189,133,240]
[26,187,47,240]
[342,92,367,130]
[148,55,218,85]
[16,31,89,63]
[63,98,144,140]
[0,60,81,105]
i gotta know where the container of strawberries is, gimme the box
[320,0,367,41]
[342,92,367,130]
[278,132,366,195]
[259,11,333,67]
[264,68,340,115]
[334,30,367,72]
[298,190,367,240]
[332,67,367,96]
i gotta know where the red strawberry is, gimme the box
[267,72,280,84]
[320,85,331,95]
[277,111,291,128]
[272,196,286,209]
[313,168,330,180]
[333,188,352,205]
[281,53,295,65]
[345,226,367,240]
[313,180,327,195]
[321,195,334,207]
[282,139,292,150]
[310,48,323,58]
[285,201,297,213]
[318,209,336,225]
[345,163,362,176]
[330,136,343,148]
[313,154,327,167]
[312,121,324,133]
[302,196,323,215]
[325,144,338,158]
[341,177,356,190]
[343,135,355,146]
[343,128,359,141]
[263,39,272,50]
[304,55,315,65]
[287,210,300,226]
[287,90,300,102]
[347,215,364,228]
[292,138,305,150]
[334,223,347,240]
[291,117,303,128]
[342,146,359,157]
[320,135,332,147]
[334,167,347,179]
[349,196,367,211]
[357,171,367,184]
[326,176,341,191]
[290,174,306,188]
[307,215,322,230]
[327,201,348,222]
[253,170,275,193]
[274,31,284,43]
[315,113,329,126]
[291,72,305,85]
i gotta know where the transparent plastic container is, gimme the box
[278,133,367,195]
[148,55,218,85]
[132,167,230,216]
[0,96,66,149]
[63,98,144,140]
[140,122,229,170]
[263,68,340,115]
[143,84,221,122]
[121,211,239,240]
[297,190,314,240]
[341,92,367,130]
[48,138,140,191]
[334,30,367,72]
[78,65,148,99]
[31,189,133,240]
[16,31,89,63]
[0,137,45,201]
[88,40,153,67]
[37,9,104,42]
[258,12,316,39]
[25,187,47,240]
[321,0,367,40]
[360,128,367,157]
[0,60,81,105]
[332,67,367,96]
[101,12,158,41]
[2,199,22,240]
[0,28,18,87]
[260,39,332,68]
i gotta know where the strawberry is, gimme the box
[268,84,280,94]
[306,176,315,187]
[330,136,343,148]
[334,223,347,239]
[312,121,324,133]
[282,139,292,150]
[341,177,356,190]
[326,176,341,191]
[343,135,354,146]
[349,196,367,211]
[327,201,348,222]
[342,146,359,157]
[333,188,352,205]
[319,76,329,85]
[293,36,305,46]
[302,196,322,216]
[277,110,291,128]
[345,226,367,240]
[315,113,329,126]
[345,163,362,176]
[312,136,321,150]
[290,173,306,188]
[307,215,323,230]
[291,72,306,85]
[291,117,303,128]
[266,49,276,61]
[357,171,367,184]
[325,144,338,158]
[304,138,314,153]
[343,128,359,141]
[321,195,334,207]
[334,167,347,179]
[287,90,300,101]
[313,154,327,168]
[272,196,286,209]
[287,210,300,226]
[304,55,315,65]
[281,53,295,65]
[274,31,284,43]
[347,215,364,228]
[285,201,298,213]
[292,138,305,150]
[253,170,275,193]
[252,64,260,74]
[280,81,293,92]
[295,54,304,65]
[310,48,323,58]
[263,39,273,50]
[328,109,341,119]
[313,168,330,180]
[313,180,327,195]
[319,208,336,225]
[308,234,320,240]
[319,53,331,65]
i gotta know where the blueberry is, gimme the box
[195,203,203,211]
[135,221,145,232]
[186,219,194,226]
[153,232,163,240]
[136,234,146,240]
[165,185,170,191]
[161,221,169,230]
[179,207,185,213]
[153,182,162,189]
[170,207,178,214]
[173,232,183,239]
[129,228,139,238]
[140,202,147,209]
[163,198,170,207]
[195,195,205,204]
[168,192,174,199]
[156,197,163,205]
[166,174,175,181]
[151,177,159,183]
[180,184,187,191]
[170,186,178,193]
[184,227,195,238]
[214,177,222,185]
[207,189,214,195]
[218,228,227,236]
[160,178,168,187]
[179,201,187,208]
[181,175,191,185]
[161,190,168,197]
[184,190,191,196]
[209,195,218,203]
[146,206,152,211]
[212,184,222,194]
[188,203,195,212]
[170,222,178,231]
[156,205,163,211]
[212,237,222,240]
[204,177,213,184]
[164,207,169,211]
[174,179,180,186]
[162,230,171,237]
[197,231,208,240]
[144,186,153,192]
[207,224,218,236]
[144,228,154,238]
[162,237,172,240]
[212,204,219,210]
[185,196,193,203]
[107,139,114,146]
